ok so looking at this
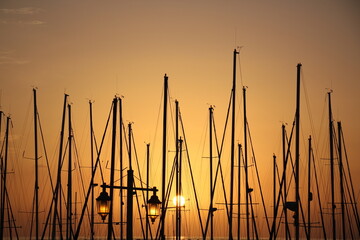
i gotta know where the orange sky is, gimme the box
[0,0,360,239]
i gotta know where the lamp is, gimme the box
[147,189,161,223]
[96,187,111,222]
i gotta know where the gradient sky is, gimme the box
[1,0,359,238]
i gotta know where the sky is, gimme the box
[0,0,360,239]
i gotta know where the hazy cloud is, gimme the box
[0,51,29,65]
[0,19,45,25]
[0,7,42,15]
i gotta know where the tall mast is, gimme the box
[338,122,345,239]
[229,48,239,240]
[295,63,301,240]
[89,101,95,240]
[209,106,214,240]
[107,97,117,240]
[0,117,10,240]
[33,89,39,240]
[328,92,336,240]
[126,123,134,240]
[237,144,241,240]
[175,100,180,240]
[66,104,73,239]
[243,86,250,240]
[119,97,124,240]
[307,135,312,239]
[146,143,150,240]
[282,124,290,240]
[160,74,168,240]
[52,94,68,240]
[273,154,277,239]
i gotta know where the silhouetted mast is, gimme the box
[33,89,39,240]
[0,116,10,240]
[89,101,95,240]
[282,124,290,240]
[209,106,214,240]
[243,86,250,240]
[307,135,312,239]
[328,92,336,240]
[273,154,277,239]
[337,122,345,239]
[295,63,301,240]
[229,48,239,240]
[52,94,68,240]
[160,74,168,240]
[119,97,124,240]
[66,104,73,239]
[107,97,117,240]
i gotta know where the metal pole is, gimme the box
[126,123,134,240]
[33,89,39,240]
[107,97,117,240]
[67,104,73,239]
[273,154,277,239]
[308,136,312,240]
[243,87,249,240]
[146,143,150,240]
[229,49,239,240]
[295,63,301,240]
[328,92,336,240]
[161,74,168,240]
[89,101,95,240]
[119,98,124,240]
[237,144,242,240]
[338,122,345,240]
[209,106,214,240]
[0,117,10,240]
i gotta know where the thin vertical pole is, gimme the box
[52,94,68,240]
[328,92,336,240]
[282,124,290,240]
[229,49,239,240]
[209,106,214,240]
[161,74,168,240]
[107,97,117,240]
[33,89,39,240]
[146,143,150,240]
[273,154,277,239]
[178,137,183,240]
[89,101,95,240]
[308,136,312,240]
[0,117,10,240]
[119,98,124,240]
[126,123,134,240]
[237,144,242,240]
[67,104,73,239]
[295,63,301,240]
[338,122,345,240]
[243,87,250,240]
[175,100,179,240]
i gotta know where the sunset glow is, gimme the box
[0,1,359,239]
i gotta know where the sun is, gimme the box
[172,195,185,207]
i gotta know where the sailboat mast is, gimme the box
[67,104,73,240]
[161,74,168,240]
[282,124,290,240]
[126,123,134,240]
[146,143,150,240]
[243,86,250,240]
[328,92,336,240]
[0,116,10,240]
[295,63,301,240]
[89,101,95,240]
[33,89,39,240]
[229,48,239,240]
[273,154,277,239]
[52,94,68,240]
[307,135,312,239]
[107,97,118,240]
[337,122,345,239]
[209,106,214,240]
[119,97,124,240]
